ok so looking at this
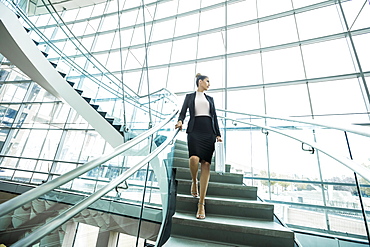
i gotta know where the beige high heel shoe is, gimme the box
[191,181,198,198]
[196,202,205,219]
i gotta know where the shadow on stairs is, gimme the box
[163,140,295,247]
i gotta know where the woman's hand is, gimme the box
[175,121,183,130]
[216,136,222,142]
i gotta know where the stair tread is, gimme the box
[164,235,251,247]
[177,179,256,191]
[173,156,216,164]
[177,194,273,209]
[175,167,242,177]
[173,212,293,237]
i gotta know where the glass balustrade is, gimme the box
[218,110,370,240]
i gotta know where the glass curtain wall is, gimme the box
[1,0,370,241]
[0,64,112,185]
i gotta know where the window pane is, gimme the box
[227,53,263,87]
[93,32,115,52]
[197,32,225,59]
[265,84,312,116]
[171,37,198,63]
[262,46,305,83]
[22,130,48,158]
[17,159,37,171]
[146,68,168,92]
[155,0,178,19]
[174,13,199,37]
[295,5,344,41]
[178,0,200,14]
[148,42,172,66]
[309,78,368,120]
[353,33,370,72]
[227,0,257,25]
[39,130,63,159]
[292,0,327,9]
[227,24,260,53]
[13,170,32,183]
[302,39,356,78]
[58,131,86,162]
[167,64,196,92]
[227,89,265,115]
[341,0,370,31]
[199,7,225,32]
[257,0,293,18]
[259,15,299,48]
[151,19,176,42]
[7,129,30,157]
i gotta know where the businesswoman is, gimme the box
[175,73,222,219]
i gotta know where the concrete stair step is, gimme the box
[174,143,188,153]
[175,194,273,220]
[172,157,231,173]
[171,212,294,247]
[175,167,243,185]
[173,149,215,161]
[163,235,252,246]
[175,139,187,147]
[173,157,215,170]
[177,179,257,200]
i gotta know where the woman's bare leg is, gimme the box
[189,156,200,197]
[197,160,211,219]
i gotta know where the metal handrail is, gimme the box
[11,128,180,247]
[0,109,178,218]
[217,109,370,138]
[218,115,370,183]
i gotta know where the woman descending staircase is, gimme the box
[164,140,295,247]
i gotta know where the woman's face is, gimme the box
[199,77,210,91]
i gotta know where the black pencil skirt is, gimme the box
[187,116,216,163]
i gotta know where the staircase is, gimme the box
[164,140,295,247]
[0,2,124,148]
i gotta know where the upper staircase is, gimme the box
[164,140,295,247]
[0,1,125,148]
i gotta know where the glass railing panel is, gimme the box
[0,118,178,246]
[273,204,328,232]
[219,109,370,239]
[327,209,368,237]
[342,132,370,167]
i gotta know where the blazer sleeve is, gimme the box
[214,113,221,137]
[178,94,189,123]
[210,97,221,137]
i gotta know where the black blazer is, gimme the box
[178,92,221,137]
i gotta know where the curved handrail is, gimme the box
[217,109,370,138]
[0,109,178,218]
[11,128,180,247]
[218,115,370,183]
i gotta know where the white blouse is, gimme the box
[194,91,210,117]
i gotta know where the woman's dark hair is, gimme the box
[195,73,208,87]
